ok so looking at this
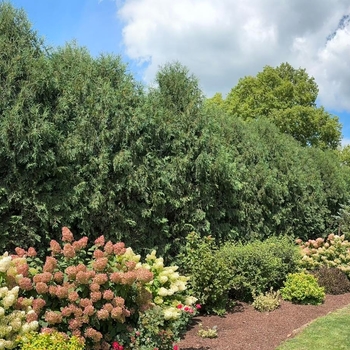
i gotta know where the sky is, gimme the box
[8,0,350,145]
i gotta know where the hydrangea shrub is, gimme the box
[10,228,197,349]
[297,234,350,277]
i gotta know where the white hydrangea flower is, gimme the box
[169,272,180,281]
[185,296,198,305]
[158,287,169,297]
[2,294,16,309]
[146,250,157,261]
[167,288,175,296]
[4,340,13,349]
[29,320,39,331]
[154,258,164,270]
[9,286,19,296]
[158,275,168,284]
[10,318,22,332]
[143,263,151,270]
[0,254,12,273]
[0,288,8,299]
[163,307,180,320]
[177,282,187,292]
[21,323,30,333]
[123,248,141,263]
[154,296,163,305]
[169,284,178,293]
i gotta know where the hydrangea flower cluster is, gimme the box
[297,234,350,277]
[115,250,200,349]
[143,250,197,321]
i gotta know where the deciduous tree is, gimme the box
[215,63,341,149]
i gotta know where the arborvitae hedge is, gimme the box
[1,3,350,258]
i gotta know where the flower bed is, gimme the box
[0,227,198,349]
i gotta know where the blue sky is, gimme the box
[7,0,350,145]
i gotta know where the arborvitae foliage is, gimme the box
[0,3,143,253]
[154,61,204,116]
[0,2,55,250]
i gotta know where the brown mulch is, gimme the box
[178,292,350,350]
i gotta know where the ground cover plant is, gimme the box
[276,304,350,350]
[252,288,281,312]
[4,227,198,350]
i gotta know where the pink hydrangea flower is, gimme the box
[94,235,105,247]
[62,227,74,242]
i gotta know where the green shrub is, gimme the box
[18,331,85,350]
[220,236,299,300]
[312,267,350,295]
[280,272,325,305]
[252,288,280,312]
[177,232,232,315]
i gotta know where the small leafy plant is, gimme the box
[252,288,280,312]
[198,324,218,338]
[17,331,85,350]
[280,272,325,305]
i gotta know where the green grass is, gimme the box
[276,305,350,350]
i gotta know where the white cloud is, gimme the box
[117,0,350,112]
[341,138,350,147]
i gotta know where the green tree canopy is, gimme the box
[338,145,350,167]
[152,61,204,116]
[211,63,341,149]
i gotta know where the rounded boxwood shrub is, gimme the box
[280,272,325,305]
[312,267,350,295]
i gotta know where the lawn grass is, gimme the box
[276,304,350,350]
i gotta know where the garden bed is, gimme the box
[179,292,350,350]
